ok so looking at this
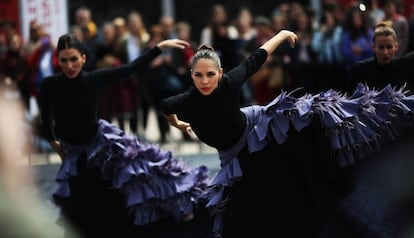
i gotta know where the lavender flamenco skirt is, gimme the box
[52,120,212,236]
[203,83,414,236]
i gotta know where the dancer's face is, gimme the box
[191,58,222,96]
[373,35,398,65]
[58,48,86,78]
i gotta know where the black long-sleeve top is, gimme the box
[161,49,267,151]
[346,51,414,94]
[40,47,162,145]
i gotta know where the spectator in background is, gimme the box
[268,7,296,95]
[234,7,257,106]
[160,15,177,39]
[112,16,129,53]
[94,21,122,121]
[22,33,59,110]
[245,15,281,105]
[383,0,410,57]
[0,32,31,119]
[22,20,45,58]
[141,23,178,143]
[200,4,238,45]
[341,4,374,72]
[167,21,197,141]
[311,8,344,91]
[20,33,59,154]
[75,6,98,40]
[271,8,290,33]
[95,21,119,67]
[0,19,22,61]
[210,18,244,73]
[289,6,318,94]
[115,11,150,136]
[234,7,257,43]
[74,7,98,70]
[365,0,385,28]
[69,25,83,42]
[209,13,250,106]
[172,21,197,91]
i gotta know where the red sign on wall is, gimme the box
[19,0,68,44]
[0,0,20,34]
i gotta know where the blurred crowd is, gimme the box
[1,0,414,148]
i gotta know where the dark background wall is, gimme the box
[67,0,310,41]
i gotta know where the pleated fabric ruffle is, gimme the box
[203,83,414,236]
[248,83,414,167]
[53,119,210,226]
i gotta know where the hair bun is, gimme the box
[376,20,393,28]
[198,44,214,52]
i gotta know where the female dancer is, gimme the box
[161,30,335,238]
[161,27,414,237]
[325,20,414,238]
[346,20,414,93]
[40,34,213,238]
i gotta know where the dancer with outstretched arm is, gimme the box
[40,33,213,238]
[162,27,414,237]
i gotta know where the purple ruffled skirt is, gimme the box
[52,119,213,237]
[202,83,414,237]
